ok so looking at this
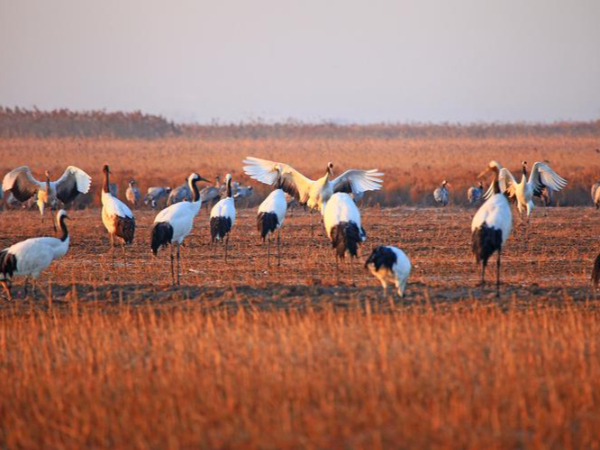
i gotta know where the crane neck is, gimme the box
[189,178,200,202]
[103,170,110,194]
[226,178,232,198]
[58,215,69,242]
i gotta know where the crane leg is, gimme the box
[1,280,12,301]
[23,277,30,296]
[267,235,271,267]
[496,249,502,297]
[170,244,175,287]
[177,243,181,286]
[225,235,229,263]
[481,262,486,294]
[277,229,281,267]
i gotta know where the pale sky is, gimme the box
[1,0,599,124]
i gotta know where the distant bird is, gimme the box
[323,193,366,278]
[485,161,567,221]
[433,180,449,206]
[101,165,135,250]
[472,161,513,296]
[151,173,209,285]
[2,166,91,222]
[200,175,221,210]
[234,185,254,205]
[591,182,600,209]
[109,183,118,198]
[210,174,236,261]
[0,209,71,300]
[257,170,287,266]
[125,179,140,207]
[144,187,171,209]
[243,157,383,212]
[365,246,411,297]
[467,182,484,204]
[167,180,192,206]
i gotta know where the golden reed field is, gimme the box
[1,133,600,448]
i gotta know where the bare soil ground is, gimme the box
[0,204,597,309]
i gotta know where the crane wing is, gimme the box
[2,166,44,202]
[53,166,92,203]
[529,162,567,194]
[483,168,516,200]
[242,157,314,203]
[331,169,384,195]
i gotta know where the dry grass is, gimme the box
[1,302,600,448]
[1,135,598,206]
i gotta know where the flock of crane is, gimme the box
[0,156,586,301]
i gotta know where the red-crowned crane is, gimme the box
[210,174,236,262]
[472,161,513,296]
[0,209,71,300]
[256,169,287,266]
[101,165,135,251]
[365,245,411,298]
[243,157,383,212]
[323,193,366,281]
[2,165,91,228]
[150,173,210,286]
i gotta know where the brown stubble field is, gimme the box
[2,135,600,448]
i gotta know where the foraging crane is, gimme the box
[101,165,135,250]
[210,174,236,262]
[365,246,411,297]
[0,209,71,300]
[256,170,287,266]
[323,193,366,278]
[151,173,210,286]
[485,161,567,220]
[591,182,600,209]
[125,179,140,207]
[472,161,513,296]
[144,187,171,209]
[243,157,383,212]
[2,165,91,221]
[467,182,484,204]
[433,180,449,206]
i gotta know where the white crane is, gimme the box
[323,193,366,280]
[0,209,71,300]
[151,173,210,286]
[472,161,513,296]
[2,165,91,224]
[125,179,140,207]
[242,157,383,212]
[433,180,449,206]
[256,170,287,266]
[485,161,567,221]
[210,174,236,262]
[365,245,411,297]
[101,165,135,251]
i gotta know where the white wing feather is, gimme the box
[331,169,384,194]
[483,168,516,200]
[54,166,92,194]
[529,162,567,192]
[243,157,314,202]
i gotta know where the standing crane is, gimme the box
[101,165,135,252]
[256,169,287,266]
[0,209,71,300]
[210,174,236,262]
[151,173,209,286]
[472,161,513,296]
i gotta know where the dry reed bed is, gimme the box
[1,136,598,206]
[1,302,600,448]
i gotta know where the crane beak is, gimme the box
[200,177,210,183]
[477,168,491,179]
